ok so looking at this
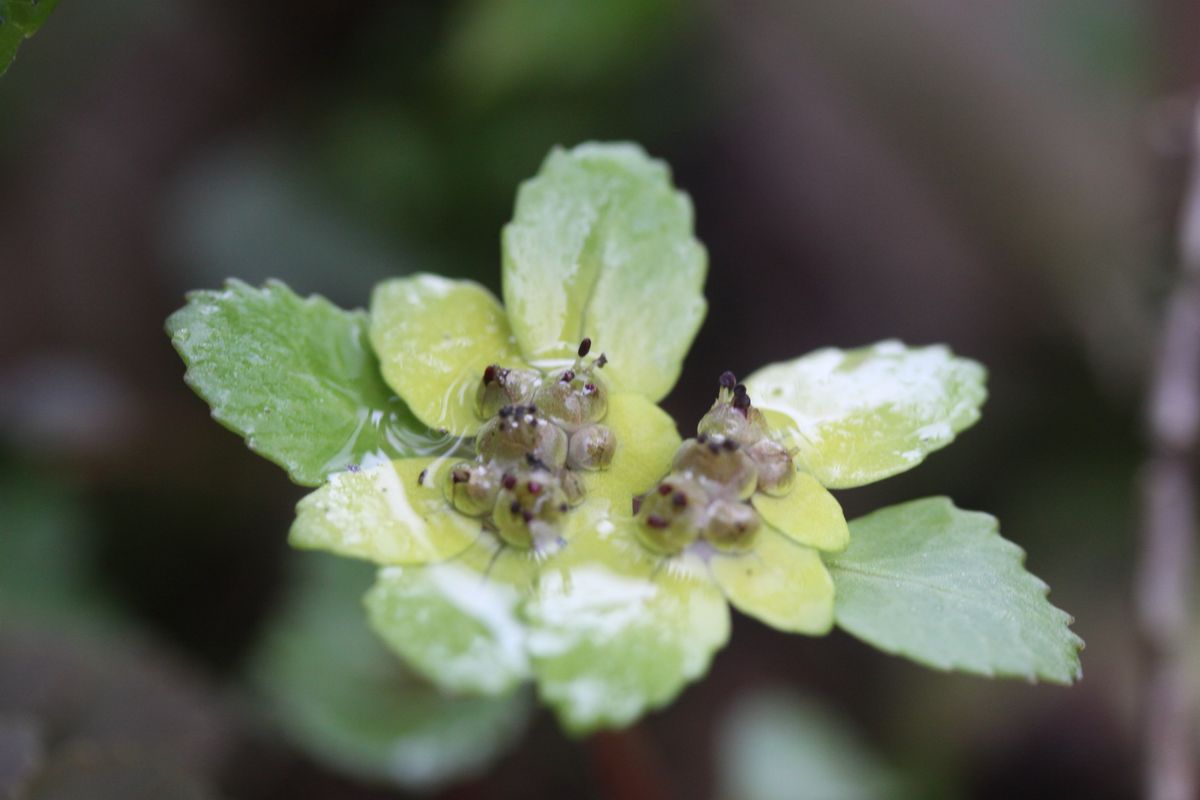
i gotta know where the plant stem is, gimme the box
[586,726,674,800]
[1136,103,1200,800]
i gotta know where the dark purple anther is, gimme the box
[719,371,736,389]
[732,393,751,416]
[527,481,543,495]
[672,492,688,508]
[722,438,738,451]
[522,511,534,523]
[646,514,669,529]
[632,495,644,514]
[596,354,608,368]
[560,370,575,383]
[734,383,747,397]
[498,406,513,418]
[502,473,517,490]
[510,499,522,514]
[584,383,597,394]
[578,338,592,358]
[657,483,673,495]
[452,469,468,484]
[483,364,498,384]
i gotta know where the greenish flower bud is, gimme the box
[533,371,608,432]
[492,470,568,550]
[441,460,500,517]
[672,435,758,500]
[476,406,568,469]
[634,476,708,555]
[697,401,768,444]
[567,423,616,471]
[559,469,586,506]
[702,498,762,552]
[475,365,540,419]
[748,438,795,497]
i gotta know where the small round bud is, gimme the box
[533,374,608,432]
[441,461,500,517]
[476,409,568,469]
[697,400,768,443]
[703,499,762,552]
[748,438,795,496]
[475,365,540,419]
[492,470,567,549]
[672,436,759,500]
[634,476,708,555]
[567,423,616,471]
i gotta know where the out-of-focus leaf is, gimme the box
[442,0,683,103]
[0,475,117,629]
[161,144,402,306]
[502,142,707,402]
[167,280,447,486]
[746,341,986,489]
[0,0,59,77]
[251,555,529,791]
[827,498,1083,683]
[717,688,899,800]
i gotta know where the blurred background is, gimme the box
[0,1,1191,797]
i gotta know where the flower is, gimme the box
[285,141,987,733]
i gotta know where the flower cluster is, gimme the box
[165,141,1072,738]
[440,338,613,551]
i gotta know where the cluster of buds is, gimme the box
[634,371,797,555]
[441,339,615,550]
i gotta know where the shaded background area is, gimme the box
[0,0,1189,797]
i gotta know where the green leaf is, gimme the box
[370,274,528,436]
[827,497,1083,683]
[250,555,531,790]
[746,341,986,489]
[167,279,444,486]
[502,142,707,401]
[290,457,481,566]
[366,550,534,696]
[750,473,849,552]
[584,392,680,507]
[717,688,899,800]
[710,527,835,635]
[0,0,59,77]
[525,507,730,733]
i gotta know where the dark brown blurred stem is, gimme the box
[587,727,674,800]
[1136,104,1200,800]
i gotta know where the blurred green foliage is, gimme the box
[249,553,530,790]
